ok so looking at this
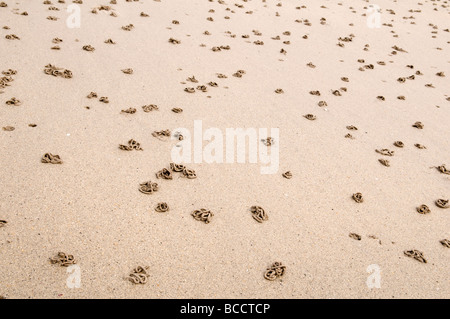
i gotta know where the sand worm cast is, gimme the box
[435,164,450,175]
[345,133,354,139]
[44,64,72,79]
[99,97,109,103]
[155,202,169,213]
[142,104,158,112]
[152,129,171,140]
[121,68,133,74]
[250,206,268,223]
[182,168,197,179]
[282,171,292,179]
[393,141,404,148]
[440,239,450,248]
[435,199,449,209]
[349,233,361,240]
[303,114,316,120]
[261,137,274,146]
[87,92,98,99]
[196,85,207,92]
[5,34,20,40]
[41,153,62,164]
[264,262,286,281]
[332,90,342,96]
[412,121,424,129]
[171,108,183,113]
[128,266,149,284]
[139,181,159,194]
[376,149,394,156]
[352,192,363,203]
[378,159,390,167]
[2,69,16,76]
[121,107,136,114]
[156,168,173,180]
[403,250,427,263]
[122,24,134,31]
[191,209,213,224]
[119,139,143,151]
[49,252,76,267]
[6,97,22,106]
[170,163,185,172]
[232,70,246,78]
[82,45,95,52]
[416,204,431,214]
[168,37,180,44]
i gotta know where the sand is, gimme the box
[0,0,449,299]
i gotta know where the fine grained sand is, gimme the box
[0,0,449,299]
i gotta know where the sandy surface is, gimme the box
[0,0,449,299]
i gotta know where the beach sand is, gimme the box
[0,0,449,298]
